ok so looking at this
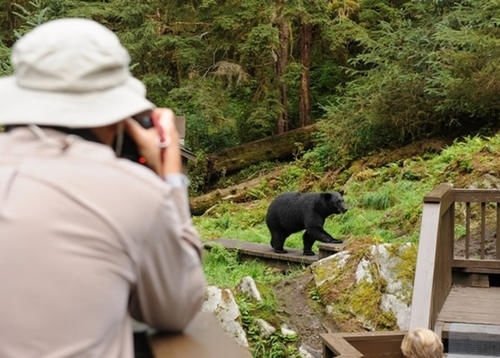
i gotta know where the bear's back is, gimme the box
[266,192,313,232]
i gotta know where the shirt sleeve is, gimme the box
[165,173,190,189]
[128,185,206,331]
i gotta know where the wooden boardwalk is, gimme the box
[203,238,345,265]
[437,286,500,326]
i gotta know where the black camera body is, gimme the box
[119,113,153,164]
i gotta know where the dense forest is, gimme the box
[1,0,498,170]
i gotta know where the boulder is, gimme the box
[311,240,416,331]
[202,286,249,347]
[237,276,262,302]
[255,318,276,338]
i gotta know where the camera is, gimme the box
[118,112,153,164]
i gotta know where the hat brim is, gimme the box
[0,76,154,128]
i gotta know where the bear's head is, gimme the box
[321,192,348,215]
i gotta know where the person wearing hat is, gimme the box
[0,18,206,357]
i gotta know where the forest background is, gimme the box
[0,0,498,192]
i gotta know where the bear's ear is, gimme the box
[321,193,332,201]
[339,190,345,196]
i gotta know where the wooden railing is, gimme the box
[150,312,251,358]
[321,332,405,358]
[409,184,500,330]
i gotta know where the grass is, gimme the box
[202,244,304,288]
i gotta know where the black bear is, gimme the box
[266,191,347,256]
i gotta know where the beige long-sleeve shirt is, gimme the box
[0,128,206,358]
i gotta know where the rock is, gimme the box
[370,243,412,295]
[370,243,413,330]
[201,286,249,347]
[312,241,415,331]
[470,174,500,189]
[255,318,276,338]
[381,294,410,331]
[280,324,297,337]
[237,276,262,302]
[299,344,321,358]
[355,258,373,284]
[311,251,351,287]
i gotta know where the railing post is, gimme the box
[497,202,500,260]
[410,183,453,330]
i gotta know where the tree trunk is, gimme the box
[275,4,289,134]
[299,22,312,127]
[190,168,285,215]
[207,123,317,176]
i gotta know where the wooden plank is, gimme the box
[320,334,363,358]
[424,183,454,216]
[466,202,471,259]
[424,183,453,203]
[430,206,453,326]
[410,203,441,329]
[481,202,486,259]
[441,322,500,340]
[469,273,489,288]
[204,238,318,265]
[497,203,500,260]
[151,312,251,358]
[453,189,500,203]
[450,203,455,258]
[437,287,500,326]
[459,267,500,275]
[321,332,405,358]
[318,242,346,259]
[453,259,500,270]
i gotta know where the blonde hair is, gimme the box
[401,328,444,358]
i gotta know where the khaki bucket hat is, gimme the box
[0,18,154,128]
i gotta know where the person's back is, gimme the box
[0,18,205,358]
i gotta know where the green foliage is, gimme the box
[360,185,397,210]
[0,41,11,76]
[203,244,298,288]
[315,0,499,167]
[238,295,301,358]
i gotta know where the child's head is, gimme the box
[401,328,444,358]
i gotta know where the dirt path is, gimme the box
[272,269,339,355]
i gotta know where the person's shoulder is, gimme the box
[109,157,171,193]
[71,139,171,196]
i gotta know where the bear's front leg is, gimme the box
[302,232,315,256]
[306,227,343,244]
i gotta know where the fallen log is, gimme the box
[190,168,285,215]
[208,124,318,176]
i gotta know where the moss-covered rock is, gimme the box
[310,237,416,331]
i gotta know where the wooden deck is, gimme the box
[437,286,500,326]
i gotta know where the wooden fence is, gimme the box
[410,184,500,330]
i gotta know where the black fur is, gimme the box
[266,192,347,256]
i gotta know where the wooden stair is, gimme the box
[203,238,345,266]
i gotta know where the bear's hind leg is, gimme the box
[270,230,288,254]
[302,232,315,256]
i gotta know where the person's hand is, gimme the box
[125,108,182,178]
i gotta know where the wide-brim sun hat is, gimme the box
[0,18,154,128]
